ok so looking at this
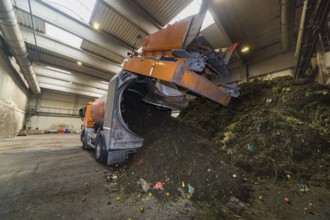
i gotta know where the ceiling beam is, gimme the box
[28,49,112,81]
[209,0,246,44]
[20,26,122,74]
[33,64,109,91]
[205,12,233,46]
[39,83,105,98]
[13,0,130,58]
[208,0,244,62]
[38,76,107,95]
[101,0,161,34]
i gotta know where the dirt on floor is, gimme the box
[116,76,330,219]
[0,134,198,220]
[1,76,329,220]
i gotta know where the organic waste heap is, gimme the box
[117,76,330,219]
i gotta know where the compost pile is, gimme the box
[117,76,330,219]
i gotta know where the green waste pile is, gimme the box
[180,77,330,182]
[117,76,330,219]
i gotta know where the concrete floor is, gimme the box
[0,134,195,220]
[0,134,105,219]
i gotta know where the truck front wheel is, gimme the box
[81,130,88,150]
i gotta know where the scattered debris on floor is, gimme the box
[114,76,330,219]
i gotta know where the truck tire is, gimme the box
[81,130,88,150]
[95,132,107,164]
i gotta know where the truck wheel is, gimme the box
[95,133,107,164]
[81,130,88,150]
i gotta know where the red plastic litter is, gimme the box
[153,182,163,189]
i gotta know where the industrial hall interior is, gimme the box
[0,0,329,219]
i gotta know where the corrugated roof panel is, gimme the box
[81,40,125,64]
[135,0,193,26]
[233,0,279,33]
[26,43,76,63]
[214,0,281,50]
[90,1,145,48]
[16,9,45,33]
[233,0,280,48]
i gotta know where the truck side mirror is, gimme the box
[79,107,86,119]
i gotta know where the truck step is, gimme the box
[88,133,97,140]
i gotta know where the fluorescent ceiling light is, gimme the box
[45,23,83,48]
[168,0,214,31]
[41,0,96,23]
[92,22,100,30]
[241,46,250,53]
[77,61,82,66]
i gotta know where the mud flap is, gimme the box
[107,149,137,165]
[107,151,126,165]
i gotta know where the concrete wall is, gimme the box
[313,50,330,85]
[0,47,29,138]
[227,50,296,83]
[250,69,293,81]
[249,51,295,78]
[30,116,82,132]
[325,52,330,71]
[30,90,92,116]
[29,90,93,132]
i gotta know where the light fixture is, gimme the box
[77,61,82,66]
[92,22,100,30]
[241,46,250,53]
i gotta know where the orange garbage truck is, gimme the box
[79,0,239,165]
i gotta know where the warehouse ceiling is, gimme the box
[8,0,305,97]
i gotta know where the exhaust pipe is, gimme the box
[0,0,40,93]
